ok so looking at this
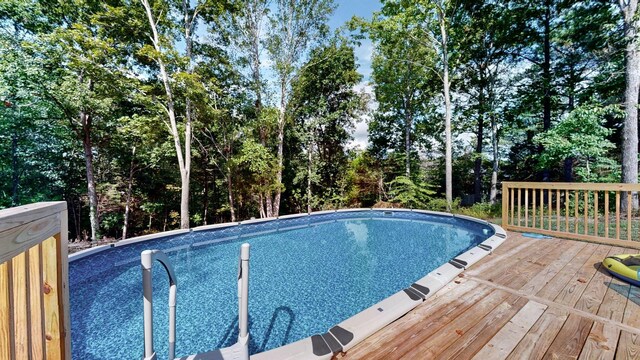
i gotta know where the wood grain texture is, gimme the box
[12,252,29,359]
[56,209,71,360]
[339,234,634,360]
[0,202,66,233]
[432,296,529,359]
[42,236,62,360]
[0,261,12,360]
[472,300,547,360]
[616,284,640,359]
[503,183,640,245]
[28,244,45,360]
[506,307,570,360]
[0,212,61,265]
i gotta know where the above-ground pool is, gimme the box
[69,210,497,359]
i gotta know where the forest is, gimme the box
[0,0,638,243]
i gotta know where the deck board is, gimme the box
[339,232,638,360]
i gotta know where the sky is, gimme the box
[328,1,382,149]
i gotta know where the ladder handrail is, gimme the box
[141,249,178,360]
[141,244,250,360]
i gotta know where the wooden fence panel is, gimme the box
[502,182,640,249]
[0,202,69,360]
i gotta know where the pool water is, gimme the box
[69,211,493,359]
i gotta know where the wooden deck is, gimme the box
[339,232,640,359]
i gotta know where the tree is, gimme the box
[265,0,335,216]
[360,13,436,179]
[9,0,139,242]
[290,41,365,211]
[535,104,622,182]
[375,0,460,210]
[618,0,640,210]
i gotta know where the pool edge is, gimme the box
[250,221,507,360]
[66,209,504,360]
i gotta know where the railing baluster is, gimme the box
[510,188,514,226]
[594,191,598,237]
[518,188,522,226]
[502,184,509,227]
[565,190,569,232]
[525,188,529,227]
[604,191,609,239]
[548,190,552,230]
[574,190,579,234]
[628,191,632,241]
[616,191,621,240]
[540,189,544,230]
[584,191,589,235]
[533,188,537,228]
[556,189,560,232]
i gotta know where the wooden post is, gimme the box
[0,202,69,360]
[502,183,509,227]
[584,191,589,235]
[605,191,609,239]
[616,191,621,240]
[556,189,560,232]
[574,190,579,233]
[518,188,522,226]
[565,190,569,232]
[628,191,632,241]
[533,189,537,228]
[499,182,640,247]
[594,191,599,237]
[525,189,529,227]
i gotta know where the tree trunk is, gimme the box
[474,75,485,204]
[541,0,552,182]
[307,140,313,213]
[81,111,99,243]
[274,80,286,216]
[227,169,236,222]
[203,163,209,225]
[490,114,499,204]
[122,146,135,240]
[620,0,640,211]
[258,193,266,219]
[404,97,412,178]
[141,0,191,228]
[440,10,453,211]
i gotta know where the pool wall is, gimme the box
[68,208,506,359]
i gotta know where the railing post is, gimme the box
[502,182,509,228]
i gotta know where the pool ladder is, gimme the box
[141,243,251,360]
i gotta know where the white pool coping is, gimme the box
[66,208,506,359]
[251,220,507,359]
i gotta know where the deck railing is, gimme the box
[0,202,70,359]
[502,182,640,248]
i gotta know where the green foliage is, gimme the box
[534,103,622,182]
[387,176,435,208]
[453,202,501,220]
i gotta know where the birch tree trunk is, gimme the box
[307,139,313,213]
[141,0,191,228]
[490,113,499,204]
[404,95,412,178]
[274,79,287,216]
[474,73,485,204]
[122,146,135,240]
[620,0,640,211]
[439,9,453,211]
